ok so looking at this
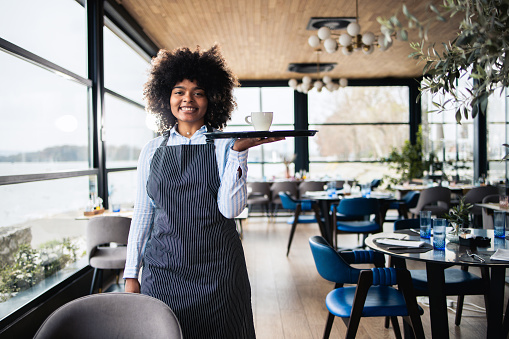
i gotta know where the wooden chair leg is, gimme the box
[390,316,402,339]
[322,312,335,339]
[312,203,327,240]
[332,205,338,249]
[89,267,99,294]
[397,269,425,339]
[286,204,302,256]
[345,271,372,339]
[384,316,391,328]
[455,295,465,325]
[97,269,103,293]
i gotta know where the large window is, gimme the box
[487,87,509,184]
[0,0,87,77]
[0,52,90,176]
[103,23,152,206]
[230,87,295,180]
[0,0,152,320]
[421,76,475,184]
[308,86,409,183]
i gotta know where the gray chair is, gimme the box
[247,182,272,215]
[298,181,326,198]
[409,186,451,218]
[33,292,183,339]
[463,185,499,226]
[87,216,131,294]
[481,194,501,229]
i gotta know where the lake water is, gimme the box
[0,162,137,227]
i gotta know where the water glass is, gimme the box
[327,181,336,198]
[433,218,447,250]
[420,211,432,239]
[494,211,506,238]
[361,183,371,197]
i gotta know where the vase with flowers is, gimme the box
[444,197,472,243]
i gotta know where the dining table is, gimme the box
[303,190,398,245]
[366,229,509,339]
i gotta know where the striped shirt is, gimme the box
[124,125,248,279]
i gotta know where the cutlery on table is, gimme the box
[466,249,485,263]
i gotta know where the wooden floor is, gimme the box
[242,214,502,339]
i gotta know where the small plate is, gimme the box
[204,129,318,139]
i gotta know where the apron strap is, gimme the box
[206,125,215,145]
[160,130,171,147]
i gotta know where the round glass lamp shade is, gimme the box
[363,44,374,54]
[361,32,376,45]
[308,35,320,48]
[379,36,392,51]
[323,38,337,53]
[322,75,332,84]
[314,80,323,91]
[288,79,298,88]
[317,26,331,40]
[338,33,352,47]
[342,46,353,56]
[302,75,312,85]
[346,22,361,36]
[339,78,348,87]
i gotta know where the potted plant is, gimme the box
[384,126,427,186]
[444,197,473,242]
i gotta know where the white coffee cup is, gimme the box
[245,112,273,131]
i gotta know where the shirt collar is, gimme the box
[170,124,208,138]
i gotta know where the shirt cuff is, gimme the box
[123,266,140,279]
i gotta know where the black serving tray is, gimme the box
[204,130,317,139]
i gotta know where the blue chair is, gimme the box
[332,197,381,249]
[279,192,324,256]
[393,218,420,231]
[387,191,420,221]
[309,236,425,339]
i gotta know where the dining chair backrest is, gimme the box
[247,182,272,200]
[402,191,420,209]
[464,185,499,204]
[298,181,326,197]
[33,292,183,339]
[271,182,299,204]
[308,235,361,284]
[482,194,502,229]
[413,186,451,211]
[86,216,131,261]
[279,192,312,211]
[336,197,379,218]
[370,179,382,190]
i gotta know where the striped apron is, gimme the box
[141,128,255,339]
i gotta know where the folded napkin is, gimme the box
[376,239,426,248]
[490,248,509,261]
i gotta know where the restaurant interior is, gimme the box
[1,0,509,338]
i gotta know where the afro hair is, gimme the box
[143,45,239,132]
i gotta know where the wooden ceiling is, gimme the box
[116,0,461,81]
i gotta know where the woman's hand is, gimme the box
[124,278,141,293]
[233,137,285,152]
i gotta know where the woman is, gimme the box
[124,46,282,338]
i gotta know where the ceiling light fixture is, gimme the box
[288,49,348,93]
[307,0,393,56]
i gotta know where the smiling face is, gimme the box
[170,79,208,127]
